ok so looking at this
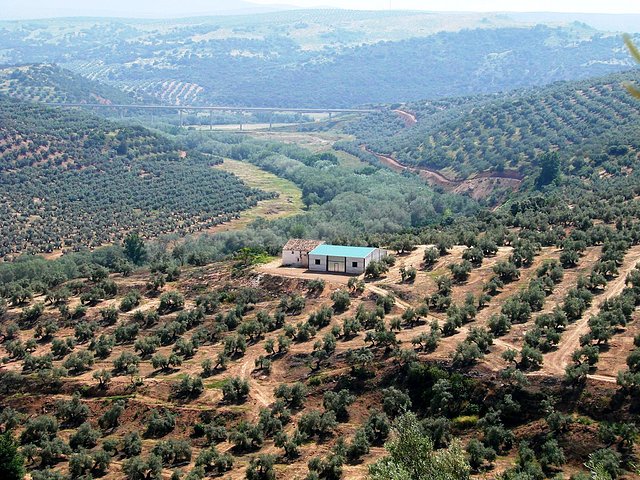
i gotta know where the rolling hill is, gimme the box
[0,64,145,104]
[0,96,274,257]
[0,13,636,107]
[345,71,640,181]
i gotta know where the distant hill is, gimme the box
[0,16,635,107]
[0,96,273,257]
[345,71,640,179]
[0,64,144,104]
[508,12,640,33]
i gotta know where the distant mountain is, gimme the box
[1,0,294,20]
[508,12,640,33]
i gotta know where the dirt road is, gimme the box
[393,108,417,127]
[542,245,640,376]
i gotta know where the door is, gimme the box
[327,257,346,273]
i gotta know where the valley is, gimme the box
[1,6,640,480]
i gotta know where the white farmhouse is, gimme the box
[281,239,325,268]
[308,244,387,275]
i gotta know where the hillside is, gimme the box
[1,77,640,480]
[0,64,144,104]
[2,207,640,479]
[0,97,274,257]
[0,14,635,106]
[343,71,640,185]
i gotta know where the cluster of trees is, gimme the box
[0,97,274,257]
[0,64,143,105]
[347,71,640,185]
[5,20,631,107]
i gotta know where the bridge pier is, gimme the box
[210,110,213,131]
[179,110,183,127]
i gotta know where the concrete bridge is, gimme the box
[45,102,379,128]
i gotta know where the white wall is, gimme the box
[282,250,306,267]
[345,256,366,274]
[309,254,325,272]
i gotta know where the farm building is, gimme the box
[308,244,387,274]
[281,239,325,268]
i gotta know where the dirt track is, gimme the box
[542,245,640,377]
[392,108,417,127]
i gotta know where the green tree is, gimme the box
[123,233,147,266]
[623,34,640,99]
[536,152,560,188]
[0,432,25,480]
[369,412,470,480]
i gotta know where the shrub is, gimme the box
[159,292,185,314]
[222,377,250,404]
[331,290,351,312]
[145,409,176,438]
[365,260,389,279]
[195,447,233,475]
[307,279,326,295]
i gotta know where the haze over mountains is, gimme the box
[1,0,296,20]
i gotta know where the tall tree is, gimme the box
[123,233,147,266]
[0,432,25,480]
[536,152,560,188]
[368,413,470,480]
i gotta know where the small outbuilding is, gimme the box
[308,244,387,275]
[281,239,325,268]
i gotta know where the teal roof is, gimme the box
[309,244,376,258]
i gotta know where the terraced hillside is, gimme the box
[2,235,640,480]
[0,64,143,105]
[345,71,640,182]
[0,97,274,257]
[1,106,640,479]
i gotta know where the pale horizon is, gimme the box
[259,0,640,14]
[2,0,640,21]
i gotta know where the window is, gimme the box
[352,261,358,268]
[315,259,321,265]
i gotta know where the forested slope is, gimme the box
[345,71,640,180]
[0,64,144,105]
[0,97,273,257]
[0,15,635,107]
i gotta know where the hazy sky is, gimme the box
[259,0,640,14]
